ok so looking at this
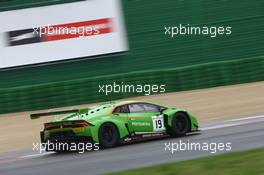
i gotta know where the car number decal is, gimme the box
[152,115,165,131]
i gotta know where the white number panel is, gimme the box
[152,115,166,131]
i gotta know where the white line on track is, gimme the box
[20,152,54,159]
[201,115,264,131]
[226,115,264,122]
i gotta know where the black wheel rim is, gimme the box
[102,125,115,142]
[175,115,188,133]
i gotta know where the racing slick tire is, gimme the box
[169,112,190,137]
[99,122,120,148]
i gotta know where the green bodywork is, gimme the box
[38,101,199,143]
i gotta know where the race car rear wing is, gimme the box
[30,108,89,119]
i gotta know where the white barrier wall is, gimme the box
[0,0,128,69]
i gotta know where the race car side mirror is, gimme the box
[159,107,166,114]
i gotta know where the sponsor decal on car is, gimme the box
[131,122,151,126]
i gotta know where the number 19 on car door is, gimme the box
[152,115,165,132]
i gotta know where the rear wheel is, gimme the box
[169,112,190,137]
[99,123,120,148]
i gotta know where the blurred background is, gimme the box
[0,0,263,114]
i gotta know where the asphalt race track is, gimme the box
[0,116,264,175]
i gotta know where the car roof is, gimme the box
[89,100,163,111]
[86,100,166,115]
[90,100,149,109]
[114,100,146,106]
[86,101,140,115]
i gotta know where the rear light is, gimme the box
[72,121,90,126]
[44,123,53,129]
[44,121,91,130]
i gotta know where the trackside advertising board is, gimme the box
[0,0,128,69]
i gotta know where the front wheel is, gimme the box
[99,123,120,148]
[168,112,190,137]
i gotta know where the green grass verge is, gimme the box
[105,148,264,175]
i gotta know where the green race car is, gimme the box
[31,101,199,151]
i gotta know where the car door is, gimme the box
[128,103,165,133]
